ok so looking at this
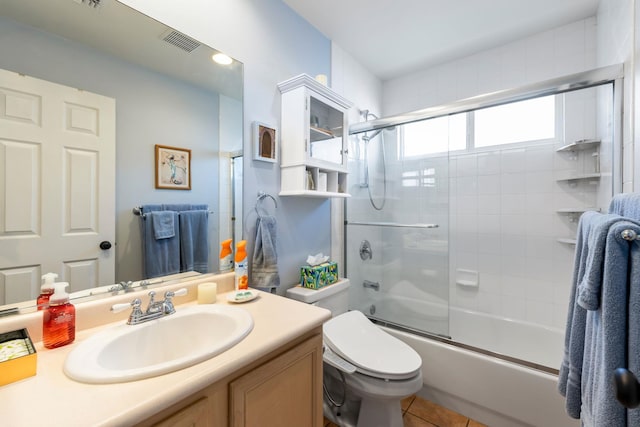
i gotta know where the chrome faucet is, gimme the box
[111,288,188,325]
[108,280,134,293]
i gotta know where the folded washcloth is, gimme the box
[151,211,176,240]
[140,209,180,279]
[252,215,279,289]
[609,192,640,220]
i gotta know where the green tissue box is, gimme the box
[300,262,338,289]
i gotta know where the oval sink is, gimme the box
[63,304,253,384]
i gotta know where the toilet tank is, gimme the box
[285,278,350,316]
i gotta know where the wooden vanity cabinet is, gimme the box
[136,329,323,427]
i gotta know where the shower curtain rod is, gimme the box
[349,64,623,136]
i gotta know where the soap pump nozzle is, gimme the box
[49,282,70,306]
[41,272,58,291]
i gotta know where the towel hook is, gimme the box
[255,191,277,217]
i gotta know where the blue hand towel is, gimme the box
[627,227,640,426]
[140,207,180,279]
[558,211,597,418]
[576,213,624,310]
[609,192,640,220]
[178,210,209,274]
[151,211,176,240]
[580,221,639,427]
[252,215,279,290]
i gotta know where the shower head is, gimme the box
[360,109,379,121]
[362,129,383,142]
[361,126,396,142]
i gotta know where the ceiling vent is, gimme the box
[161,30,201,53]
[74,0,102,8]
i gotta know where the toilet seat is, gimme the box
[323,310,422,380]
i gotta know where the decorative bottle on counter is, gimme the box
[220,239,233,272]
[235,240,248,291]
[37,272,58,311]
[43,282,75,349]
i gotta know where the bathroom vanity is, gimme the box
[0,273,330,426]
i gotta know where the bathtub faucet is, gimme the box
[363,280,380,291]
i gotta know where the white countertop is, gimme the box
[0,282,331,427]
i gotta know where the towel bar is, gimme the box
[132,206,213,217]
[255,191,277,217]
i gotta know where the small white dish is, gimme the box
[227,290,258,303]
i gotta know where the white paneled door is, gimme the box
[0,69,115,305]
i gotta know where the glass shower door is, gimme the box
[346,123,451,338]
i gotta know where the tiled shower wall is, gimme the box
[449,87,611,330]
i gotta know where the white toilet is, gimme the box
[286,279,423,427]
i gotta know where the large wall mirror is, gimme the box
[0,0,243,310]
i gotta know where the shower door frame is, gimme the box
[343,64,625,370]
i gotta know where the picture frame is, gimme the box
[155,144,191,190]
[253,121,277,163]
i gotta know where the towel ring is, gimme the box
[255,191,277,217]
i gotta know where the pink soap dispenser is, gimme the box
[37,272,58,311]
[43,282,75,349]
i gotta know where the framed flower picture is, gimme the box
[155,144,191,190]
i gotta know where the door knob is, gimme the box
[99,241,112,250]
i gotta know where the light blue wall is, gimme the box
[121,0,333,291]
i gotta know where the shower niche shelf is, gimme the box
[557,238,577,245]
[555,138,603,245]
[277,74,353,198]
[555,139,601,153]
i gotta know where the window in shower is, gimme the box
[474,95,556,147]
[399,95,557,159]
[400,113,466,157]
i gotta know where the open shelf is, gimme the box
[556,207,601,213]
[279,190,350,198]
[557,238,577,245]
[556,139,601,152]
[556,172,601,182]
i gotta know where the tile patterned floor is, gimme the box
[324,395,489,427]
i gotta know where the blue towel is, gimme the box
[151,211,176,239]
[576,214,624,310]
[140,206,180,279]
[609,193,640,220]
[252,215,279,290]
[580,221,640,427]
[627,227,640,426]
[558,211,598,418]
[178,210,209,274]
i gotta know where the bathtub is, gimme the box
[361,294,578,427]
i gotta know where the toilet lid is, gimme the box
[323,310,422,380]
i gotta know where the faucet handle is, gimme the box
[163,288,188,315]
[164,288,188,298]
[111,298,144,325]
[111,300,136,313]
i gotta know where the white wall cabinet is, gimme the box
[277,74,353,197]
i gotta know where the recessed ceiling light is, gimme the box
[212,53,232,65]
